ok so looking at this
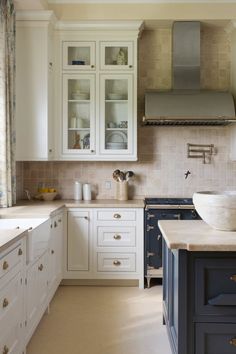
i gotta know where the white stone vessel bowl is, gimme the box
[193,191,236,231]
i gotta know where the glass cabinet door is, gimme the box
[100,74,133,155]
[100,42,133,70]
[63,41,96,70]
[63,74,95,155]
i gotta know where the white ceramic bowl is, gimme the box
[41,192,57,201]
[193,191,236,231]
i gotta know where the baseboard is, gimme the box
[60,279,139,287]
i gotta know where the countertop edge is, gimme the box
[0,229,28,253]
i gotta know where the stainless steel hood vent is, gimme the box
[143,21,236,126]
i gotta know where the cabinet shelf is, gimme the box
[68,100,90,103]
[68,128,90,131]
[106,128,128,131]
[105,100,128,103]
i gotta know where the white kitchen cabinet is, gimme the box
[67,210,91,273]
[55,21,142,161]
[62,74,96,156]
[0,238,26,354]
[25,250,49,342]
[48,211,63,301]
[65,208,144,288]
[16,11,55,161]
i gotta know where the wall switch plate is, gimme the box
[105,181,111,190]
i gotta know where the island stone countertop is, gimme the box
[158,220,236,251]
[0,229,27,252]
[0,199,144,218]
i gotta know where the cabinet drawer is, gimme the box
[97,226,136,247]
[195,258,236,316]
[97,210,136,221]
[97,253,136,272]
[0,321,22,354]
[0,271,22,325]
[196,323,236,354]
[0,242,24,280]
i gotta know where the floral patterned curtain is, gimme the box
[0,0,16,207]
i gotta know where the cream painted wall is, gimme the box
[48,3,236,20]
[14,0,48,10]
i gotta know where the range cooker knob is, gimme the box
[191,210,198,219]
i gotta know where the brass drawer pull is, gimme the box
[58,218,62,223]
[51,250,55,254]
[230,275,236,282]
[113,260,121,266]
[3,298,9,308]
[18,248,23,256]
[113,234,121,240]
[113,213,121,219]
[229,338,236,346]
[38,264,43,271]
[3,345,9,354]
[28,227,33,231]
[54,221,57,228]
[2,261,8,270]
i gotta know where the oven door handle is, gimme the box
[145,205,194,210]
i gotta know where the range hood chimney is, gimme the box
[143,21,236,126]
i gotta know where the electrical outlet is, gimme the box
[105,181,111,190]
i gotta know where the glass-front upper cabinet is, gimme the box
[100,42,133,70]
[100,74,133,155]
[62,74,95,155]
[63,41,96,70]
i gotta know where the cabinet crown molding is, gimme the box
[16,10,57,23]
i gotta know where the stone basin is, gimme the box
[193,191,236,231]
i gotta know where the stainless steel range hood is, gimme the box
[143,21,236,126]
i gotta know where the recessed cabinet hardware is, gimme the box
[2,298,9,308]
[113,234,121,240]
[2,261,8,270]
[147,213,155,220]
[230,338,236,346]
[113,260,121,266]
[113,213,121,219]
[3,345,9,354]
[147,225,154,232]
[18,248,23,256]
[147,252,155,257]
[187,143,216,164]
[230,275,236,282]
[38,264,43,271]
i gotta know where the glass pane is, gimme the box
[104,79,128,150]
[67,79,91,150]
[105,46,128,66]
[68,46,90,66]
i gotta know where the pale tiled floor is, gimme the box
[27,285,172,354]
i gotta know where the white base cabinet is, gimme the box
[65,208,144,288]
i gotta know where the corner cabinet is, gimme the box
[54,21,143,161]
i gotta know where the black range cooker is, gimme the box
[144,197,201,288]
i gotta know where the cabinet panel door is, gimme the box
[196,323,236,354]
[26,261,39,331]
[100,41,133,71]
[68,211,90,271]
[62,74,96,156]
[100,74,133,155]
[37,251,49,309]
[63,41,96,70]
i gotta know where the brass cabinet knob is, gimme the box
[50,224,53,229]
[230,275,236,282]
[129,65,133,68]
[18,248,23,256]
[38,264,43,271]
[84,216,88,220]
[113,234,121,240]
[51,250,55,254]
[3,345,9,354]
[2,298,9,308]
[90,150,95,153]
[229,338,236,346]
[28,227,33,231]
[113,260,121,266]
[54,221,57,228]
[58,218,62,223]
[113,213,121,219]
[2,261,8,270]
[91,65,95,68]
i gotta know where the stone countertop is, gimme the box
[158,220,236,251]
[0,199,144,218]
[0,229,27,252]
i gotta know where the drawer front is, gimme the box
[0,321,22,354]
[97,226,136,247]
[196,323,236,354]
[0,272,22,325]
[97,210,136,222]
[195,258,236,316]
[97,253,136,272]
[0,242,24,280]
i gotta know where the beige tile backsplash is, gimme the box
[17,27,236,201]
